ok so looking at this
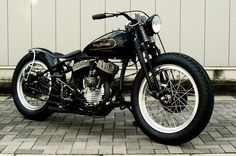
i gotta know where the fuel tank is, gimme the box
[83,30,134,59]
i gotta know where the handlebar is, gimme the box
[92,12,137,23]
[92,13,115,20]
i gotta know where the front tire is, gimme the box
[131,53,214,145]
[12,54,53,120]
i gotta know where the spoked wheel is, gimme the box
[12,54,53,120]
[132,53,214,145]
[140,65,199,133]
[19,60,51,110]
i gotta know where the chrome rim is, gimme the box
[138,64,199,133]
[16,60,51,111]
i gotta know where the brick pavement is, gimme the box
[1,96,236,155]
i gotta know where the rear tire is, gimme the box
[131,53,214,145]
[12,54,53,120]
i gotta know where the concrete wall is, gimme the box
[0,0,235,67]
[0,0,236,83]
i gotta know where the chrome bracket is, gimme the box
[25,49,36,81]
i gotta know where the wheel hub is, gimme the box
[160,94,172,104]
[159,90,187,113]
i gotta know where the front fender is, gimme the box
[28,48,56,68]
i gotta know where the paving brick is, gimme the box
[15,149,43,154]
[13,138,37,142]
[219,138,236,142]
[101,135,113,141]
[210,148,225,153]
[64,130,78,138]
[205,140,231,145]
[113,145,126,154]
[155,149,169,154]
[31,145,45,150]
[18,141,35,149]
[34,138,50,146]
[125,129,137,135]
[41,145,59,154]
[217,127,232,135]
[0,135,17,142]
[230,141,236,147]
[126,142,140,150]
[167,145,183,154]
[127,149,155,154]
[182,149,211,154]
[54,128,67,136]
[91,126,103,132]
[43,148,58,155]
[0,142,21,147]
[220,144,236,153]
[209,131,223,138]
[0,126,15,132]
[49,135,63,142]
[30,128,46,135]
[77,130,90,135]
[13,123,29,130]
[1,146,19,154]
[194,145,221,149]
[103,123,114,129]
[180,142,194,150]
[71,149,99,154]
[87,138,100,146]
[199,133,215,143]
[72,142,86,150]
[0,145,6,153]
[56,145,72,154]
[126,134,147,139]
[99,149,113,154]
[86,145,112,150]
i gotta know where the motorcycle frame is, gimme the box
[26,48,134,108]
[25,12,164,113]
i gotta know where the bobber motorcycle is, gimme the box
[12,10,214,145]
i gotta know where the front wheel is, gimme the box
[131,53,214,145]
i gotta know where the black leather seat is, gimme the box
[54,50,81,58]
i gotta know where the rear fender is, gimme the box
[28,48,56,68]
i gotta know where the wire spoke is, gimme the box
[170,87,194,106]
[162,105,187,122]
[18,61,51,110]
[140,64,199,133]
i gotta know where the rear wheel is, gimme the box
[12,54,53,120]
[131,53,214,145]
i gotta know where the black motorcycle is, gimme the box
[12,11,214,145]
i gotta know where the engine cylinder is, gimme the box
[96,60,119,82]
[84,87,104,105]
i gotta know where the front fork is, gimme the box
[134,37,161,96]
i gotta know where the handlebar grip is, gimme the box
[92,13,107,20]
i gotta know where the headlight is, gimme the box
[146,14,161,34]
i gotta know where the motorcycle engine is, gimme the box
[83,85,104,105]
[72,59,119,106]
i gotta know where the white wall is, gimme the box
[0,0,235,67]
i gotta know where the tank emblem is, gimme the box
[92,39,116,50]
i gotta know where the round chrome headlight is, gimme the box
[147,14,161,34]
